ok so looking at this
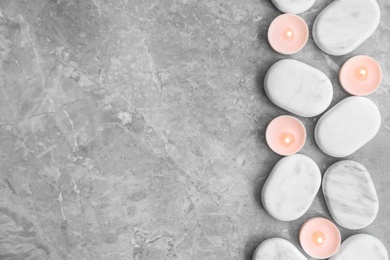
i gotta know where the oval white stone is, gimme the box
[264,59,333,117]
[262,154,321,221]
[253,238,307,260]
[313,0,380,56]
[323,160,379,230]
[330,234,388,260]
[271,0,315,14]
[315,97,381,158]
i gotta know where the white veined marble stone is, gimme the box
[253,238,307,260]
[264,59,333,117]
[262,154,321,221]
[323,160,379,230]
[313,0,380,56]
[330,234,388,260]
[315,96,381,158]
[270,0,316,14]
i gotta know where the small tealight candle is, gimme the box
[339,55,382,96]
[268,14,308,55]
[299,217,341,259]
[265,115,306,156]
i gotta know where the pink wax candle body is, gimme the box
[265,115,306,156]
[299,217,341,259]
[268,14,309,55]
[339,55,382,96]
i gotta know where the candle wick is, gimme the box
[360,69,367,75]
[287,31,293,37]
[285,137,290,144]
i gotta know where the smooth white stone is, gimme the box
[313,0,380,56]
[315,97,381,158]
[330,234,388,260]
[264,59,333,117]
[323,160,379,230]
[262,154,321,221]
[271,0,315,14]
[253,238,307,260]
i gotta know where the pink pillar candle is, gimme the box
[339,55,382,96]
[265,115,306,156]
[268,14,308,55]
[299,217,341,259]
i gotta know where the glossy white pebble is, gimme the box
[330,234,388,260]
[323,160,379,230]
[253,238,307,260]
[315,96,381,158]
[262,154,321,221]
[264,59,333,117]
[271,0,315,14]
[313,0,380,56]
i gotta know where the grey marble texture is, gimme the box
[313,0,381,56]
[253,238,307,260]
[315,96,381,157]
[262,154,321,221]
[323,161,379,230]
[0,0,389,260]
[264,59,333,117]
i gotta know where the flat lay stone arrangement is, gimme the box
[254,0,388,259]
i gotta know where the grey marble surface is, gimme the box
[0,0,389,259]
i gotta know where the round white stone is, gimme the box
[315,96,381,158]
[323,160,379,230]
[271,0,316,14]
[313,0,380,56]
[330,234,388,260]
[262,154,321,221]
[253,238,307,260]
[264,59,333,117]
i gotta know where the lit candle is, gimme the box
[299,217,341,259]
[268,14,309,55]
[339,55,382,96]
[265,115,306,156]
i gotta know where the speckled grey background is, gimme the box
[0,0,389,259]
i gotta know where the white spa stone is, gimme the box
[253,238,307,260]
[264,59,333,117]
[323,160,379,230]
[262,154,321,221]
[315,97,381,158]
[313,0,380,56]
[330,234,388,260]
[271,0,315,14]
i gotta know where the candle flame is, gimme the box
[312,231,325,246]
[280,133,294,147]
[283,28,294,41]
[355,66,368,81]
